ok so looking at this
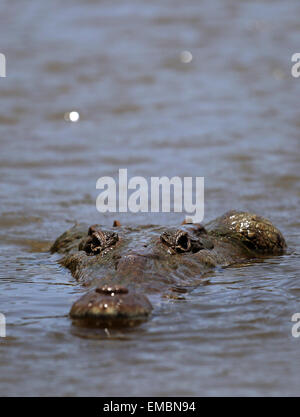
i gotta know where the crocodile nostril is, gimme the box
[95,285,129,296]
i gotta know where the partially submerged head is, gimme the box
[63,213,286,330]
[69,284,153,328]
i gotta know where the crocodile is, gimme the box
[50,211,286,328]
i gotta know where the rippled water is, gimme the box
[0,0,300,396]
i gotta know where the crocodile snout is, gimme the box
[70,284,152,328]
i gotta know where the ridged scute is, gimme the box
[207,211,286,254]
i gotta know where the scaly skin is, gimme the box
[51,211,286,328]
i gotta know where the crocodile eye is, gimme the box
[174,231,191,253]
[81,227,119,255]
[160,230,192,253]
[176,234,189,250]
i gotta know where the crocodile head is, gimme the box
[50,211,287,329]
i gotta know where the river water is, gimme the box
[0,0,300,396]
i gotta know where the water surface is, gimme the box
[0,0,300,396]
